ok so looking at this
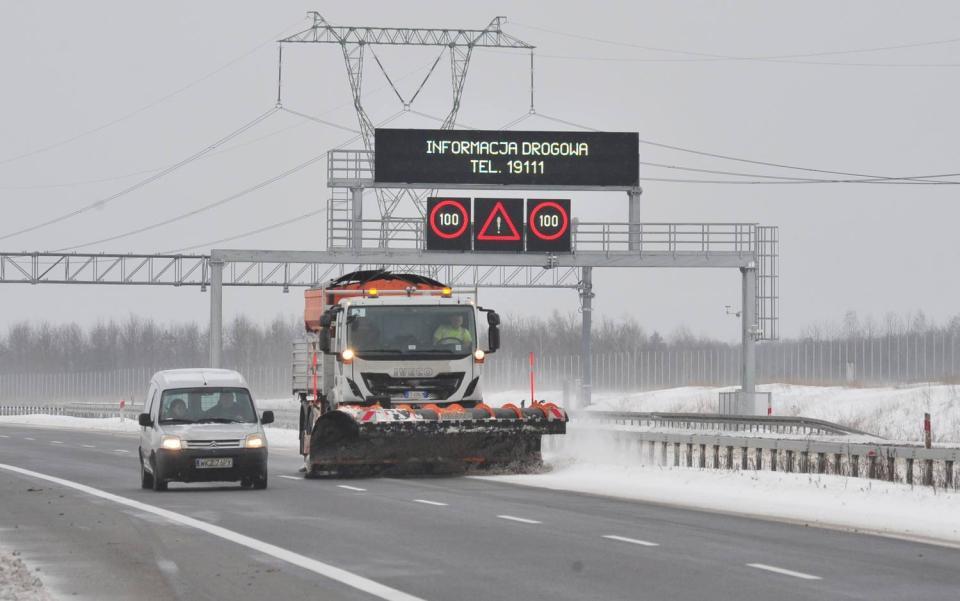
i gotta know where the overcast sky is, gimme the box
[1,1,959,342]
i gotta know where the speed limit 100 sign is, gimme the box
[526,199,571,252]
[426,197,471,250]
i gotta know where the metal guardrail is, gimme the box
[328,149,375,188]
[582,411,875,437]
[0,402,142,419]
[571,411,960,488]
[560,428,960,488]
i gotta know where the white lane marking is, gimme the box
[278,475,302,481]
[0,462,426,601]
[337,485,366,492]
[497,514,541,524]
[81,444,96,448]
[50,441,63,445]
[24,437,35,441]
[113,449,129,453]
[0,435,9,438]
[602,535,659,547]
[413,499,448,507]
[747,563,822,581]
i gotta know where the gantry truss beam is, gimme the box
[281,13,534,48]
[0,252,581,288]
[0,248,752,289]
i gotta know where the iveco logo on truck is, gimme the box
[393,367,434,378]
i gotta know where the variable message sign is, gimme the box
[473,198,524,252]
[526,199,571,253]
[426,197,471,251]
[375,129,639,187]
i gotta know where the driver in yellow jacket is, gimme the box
[433,314,473,346]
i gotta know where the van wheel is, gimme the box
[151,458,167,491]
[253,472,268,490]
[139,451,154,489]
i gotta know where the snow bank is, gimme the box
[0,414,140,432]
[0,414,300,450]
[480,422,960,546]
[490,383,960,442]
[0,549,53,601]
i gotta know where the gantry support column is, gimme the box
[209,259,224,368]
[351,187,363,251]
[627,187,642,251]
[741,262,757,409]
[579,266,595,406]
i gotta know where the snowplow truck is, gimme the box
[292,270,567,476]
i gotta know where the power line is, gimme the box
[533,52,960,68]
[638,161,960,185]
[54,149,327,252]
[280,107,360,133]
[0,119,307,191]
[533,112,960,184]
[512,21,960,66]
[165,208,324,254]
[637,174,960,185]
[0,58,442,191]
[0,20,305,169]
[60,111,408,252]
[0,107,279,243]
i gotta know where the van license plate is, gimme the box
[195,457,233,469]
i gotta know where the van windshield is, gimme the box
[158,387,257,424]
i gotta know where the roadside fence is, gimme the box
[488,331,960,391]
[0,329,957,404]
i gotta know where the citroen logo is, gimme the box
[208,441,218,448]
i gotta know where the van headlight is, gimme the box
[244,434,265,449]
[160,435,183,451]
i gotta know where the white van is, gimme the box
[138,369,273,491]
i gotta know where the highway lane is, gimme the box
[1,424,959,601]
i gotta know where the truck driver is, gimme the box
[433,313,473,346]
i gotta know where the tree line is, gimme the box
[0,309,958,376]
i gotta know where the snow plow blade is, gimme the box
[307,402,566,476]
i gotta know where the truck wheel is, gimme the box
[253,472,268,490]
[139,451,154,489]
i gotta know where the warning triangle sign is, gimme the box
[477,201,521,241]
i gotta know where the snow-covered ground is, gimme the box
[0,549,52,601]
[490,382,960,443]
[480,421,960,547]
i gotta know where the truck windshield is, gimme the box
[346,305,476,358]
[158,387,257,424]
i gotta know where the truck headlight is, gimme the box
[160,435,183,451]
[244,434,265,449]
[474,349,485,364]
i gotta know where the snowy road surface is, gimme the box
[1,424,959,601]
